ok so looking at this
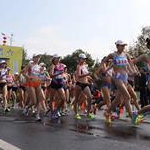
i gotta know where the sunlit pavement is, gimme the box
[0,109,150,150]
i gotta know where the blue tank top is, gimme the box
[39,72,47,81]
[1,69,7,80]
[113,53,128,68]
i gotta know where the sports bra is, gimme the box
[107,68,113,76]
[54,63,65,79]
[81,65,89,75]
[6,75,13,83]
[30,64,41,76]
[0,69,7,80]
[39,72,47,81]
[113,53,128,68]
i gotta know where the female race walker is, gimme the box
[102,40,134,124]
[73,53,95,120]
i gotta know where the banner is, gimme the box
[0,45,23,73]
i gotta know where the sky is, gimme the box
[1,0,150,60]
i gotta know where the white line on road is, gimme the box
[0,139,22,150]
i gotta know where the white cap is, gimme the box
[0,60,6,64]
[14,72,19,75]
[39,62,46,67]
[44,67,46,71]
[7,67,11,71]
[115,40,127,46]
[79,53,87,59]
[53,54,60,59]
[63,64,67,68]
[33,54,41,58]
[29,60,34,65]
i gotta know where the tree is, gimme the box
[23,49,96,73]
[129,26,150,55]
[40,54,53,71]
[129,26,150,67]
[61,49,95,73]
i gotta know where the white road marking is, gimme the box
[0,139,22,150]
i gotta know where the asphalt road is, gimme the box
[0,109,150,150]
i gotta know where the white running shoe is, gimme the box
[23,107,29,116]
[36,114,41,121]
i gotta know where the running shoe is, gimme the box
[93,105,97,115]
[60,111,67,116]
[126,113,130,118]
[51,110,59,120]
[46,109,51,115]
[51,113,58,120]
[111,114,119,120]
[87,113,95,120]
[36,114,41,122]
[116,107,120,117]
[4,108,10,113]
[132,112,140,125]
[32,109,36,114]
[104,111,112,124]
[137,114,144,124]
[119,106,124,115]
[22,107,29,116]
[56,110,61,117]
[71,105,74,110]
[74,113,82,120]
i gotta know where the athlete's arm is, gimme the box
[101,53,114,64]
[133,54,149,64]
[21,65,31,79]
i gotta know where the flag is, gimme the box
[1,33,5,36]
[1,33,11,38]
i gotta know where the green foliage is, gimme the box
[91,58,100,73]
[128,26,150,68]
[61,49,95,73]
[22,49,97,73]
[135,26,150,54]
[129,26,150,57]
[39,54,53,71]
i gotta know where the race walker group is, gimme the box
[1,39,150,125]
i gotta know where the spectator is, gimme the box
[139,68,148,108]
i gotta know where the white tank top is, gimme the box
[81,65,89,75]
[107,68,113,77]
[1,69,7,80]
[31,64,41,76]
